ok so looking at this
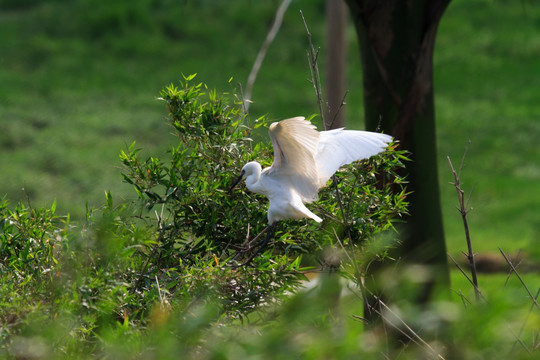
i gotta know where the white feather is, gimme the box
[236,117,392,224]
[268,117,320,202]
[315,128,393,188]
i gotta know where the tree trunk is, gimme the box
[325,0,347,129]
[345,0,451,315]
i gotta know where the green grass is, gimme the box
[3,2,540,357]
[0,1,539,258]
[0,0,325,219]
[434,0,540,259]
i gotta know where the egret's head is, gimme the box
[241,161,261,177]
[228,161,261,193]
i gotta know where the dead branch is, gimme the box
[244,0,292,112]
[447,141,480,301]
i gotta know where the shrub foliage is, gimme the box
[0,76,410,358]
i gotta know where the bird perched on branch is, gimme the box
[229,116,392,264]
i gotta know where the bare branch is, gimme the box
[499,247,540,354]
[451,289,473,308]
[511,285,540,353]
[301,10,350,241]
[372,295,446,359]
[357,283,446,359]
[457,140,471,179]
[236,82,253,151]
[504,249,523,286]
[508,325,533,355]
[300,10,326,129]
[447,253,484,301]
[328,90,348,130]
[447,147,480,301]
[499,248,540,312]
[244,0,292,112]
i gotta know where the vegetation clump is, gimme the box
[0,77,409,358]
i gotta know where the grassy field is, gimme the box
[435,0,540,261]
[1,0,539,259]
[0,1,327,218]
[1,1,540,357]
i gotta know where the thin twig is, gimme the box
[511,286,540,353]
[370,295,446,359]
[231,225,270,252]
[244,0,292,112]
[344,167,362,221]
[132,204,167,293]
[533,332,540,351]
[368,305,419,346]
[331,177,350,241]
[447,142,480,301]
[155,275,164,304]
[236,82,252,152]
[499,248,540,312]
[447,253,484,301]
[237,82,249,116]
[504,249,523,286]
[243,223,251,247]
[230,223,277,267]
[451,288,473,308]
[328,90,348,130]
[300,10,326,129]
[508,325,533,355]
[229,225,271,264]
[301,10,351,241]
[354,282,446,359]
[333,227,357,272]
[245,224,270,248]
[457,140,470,179]
[351,314,369,324]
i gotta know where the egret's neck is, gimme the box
[245,162,264,194]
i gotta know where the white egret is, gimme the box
[230,116,392,264]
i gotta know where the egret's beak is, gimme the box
[228,173,244,194]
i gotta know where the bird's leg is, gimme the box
[235,222,278,267]
[230,225,270,262]
[243,224,270,249]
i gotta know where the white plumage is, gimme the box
[232,117,392,224]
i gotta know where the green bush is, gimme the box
[120,74,408,271]
[0,76,409,358]
[1,76,538,360]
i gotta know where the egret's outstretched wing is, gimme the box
[268,117,320,201]
[315,129,392,187]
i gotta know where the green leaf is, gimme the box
[51,198,56,216]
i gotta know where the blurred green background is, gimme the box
[1,0,539,262]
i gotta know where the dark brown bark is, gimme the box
[325,0,348,129]
[345,0,451,315]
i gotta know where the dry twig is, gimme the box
[367,294,446,359]
[447,253,484,301]
[447,141,480,301]
[244,0,292,112]
[499,247,540,355]
[499,248,540,312]
[300,10,326,129]
[301,11,350,242]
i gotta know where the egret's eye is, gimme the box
[241,169,246,176]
